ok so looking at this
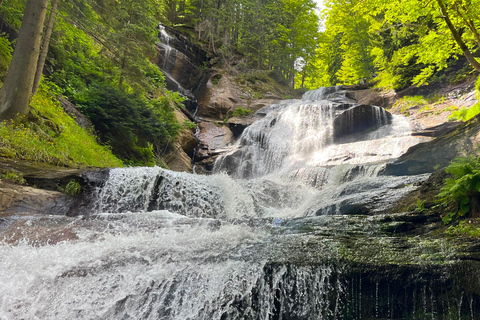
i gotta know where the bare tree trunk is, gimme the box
[437,0,480,72]
[0,0,49,120]
[32,0,59,95]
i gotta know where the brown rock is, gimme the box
[174,110,198,155]
[164,142,193,172]
[0,182,72,217]
[197,76,240,120]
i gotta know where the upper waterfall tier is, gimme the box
[215,87,425,180]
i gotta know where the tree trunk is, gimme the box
[32,0,58,95]
[0,0,49,120]
[436,0,480,72]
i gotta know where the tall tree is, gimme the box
[32,0,59,95]
[0,0,49,120]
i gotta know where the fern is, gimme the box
[438,155,480,224]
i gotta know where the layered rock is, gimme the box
[164,110,198,172]
[382,114,480,176]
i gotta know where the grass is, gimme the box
[0,171,26,185]
[0,85,123,168]
[232,107,254,117]
[394,96,429,114]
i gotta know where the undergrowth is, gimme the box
[394,96,429,114]
[438,155,480,224]
[0,84,123,168]
[447,220,480,238]
[449,76,480,122]
[0,171,26,185]
[232,107,254,117]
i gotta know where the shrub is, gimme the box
[448,103,480,122]
[438,155,480,224]
[394,95,428,114]
[76,83,181,165]
[232,107,254,117]
[64,180,82,195]
[0,83,122,168]
[0,33,12,81]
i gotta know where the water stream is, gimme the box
[1,88,479,319]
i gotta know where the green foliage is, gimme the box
[0,84,122,167]
[76,83,181,166]
[438,155,480,224]
[449,103,480,122]
[183,120,197,130]
[190,0,319,88]
[0,171,26,185]
[0,0,25,29]
[447,220,480,238]
[415,199,426,213]
[232,107,254,117]
[0,33,12,81]
[64,179,82,196]
[394,96,428,114]
[310,0,480,89]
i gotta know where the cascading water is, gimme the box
[156,24,199,114]
[1,87,480,319]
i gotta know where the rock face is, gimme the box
[163,111,198,173]
[382,114,480,176]
[333,104,393,141]
[156,25,208,102]
[0,182,72,216]
[196,75,240,120]
[194,122,234,173]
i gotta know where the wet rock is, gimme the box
[155,25,208,94]
[382,114,480,176]
[194,122,234,173]
[345,87,396,108]
[227,116,256,138]
[411,121,462,137]
[333,105,393,141]
[197,76,240,120]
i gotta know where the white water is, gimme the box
[215,89,427,183]
[1,87,469,319]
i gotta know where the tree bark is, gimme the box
[0,0,49,120]
[436,0,480,72]
[32,0,59,95]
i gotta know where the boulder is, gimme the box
[333,105,393,141]
[0,182,72,216]
[227,116,256,138]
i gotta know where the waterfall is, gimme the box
[1,86,479,319]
